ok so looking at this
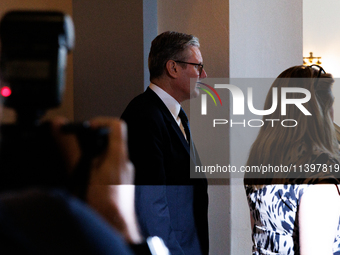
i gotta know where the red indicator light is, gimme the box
[1,86,12,97]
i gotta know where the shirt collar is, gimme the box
[149,83,181,121]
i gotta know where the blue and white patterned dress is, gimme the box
[246,183,340,254]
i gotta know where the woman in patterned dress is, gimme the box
[244,65,340,254]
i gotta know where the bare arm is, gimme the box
[249,212,254,231]
[299,184,340,255]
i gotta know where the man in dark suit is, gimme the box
[121,31,209,255]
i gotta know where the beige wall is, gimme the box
[0,0,74,122]
[72,0,147,121]
[303,0,340,124]
[157,1,231,254]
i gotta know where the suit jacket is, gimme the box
[121,87,209,255]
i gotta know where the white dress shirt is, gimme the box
[149,83,187,141]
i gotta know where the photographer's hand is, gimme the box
[51,117,142,244]
[87,117,134,185]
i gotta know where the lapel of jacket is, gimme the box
[145,88,198,164]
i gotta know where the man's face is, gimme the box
[175,46,207,103]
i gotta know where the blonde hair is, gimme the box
[244,65,338,187]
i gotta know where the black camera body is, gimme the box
[0,11,106,192]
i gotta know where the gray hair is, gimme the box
[148,31,200,80]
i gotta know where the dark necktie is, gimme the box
[178,108,196,161]
[178,108,190,143]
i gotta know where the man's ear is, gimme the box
[166,60,179,78]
